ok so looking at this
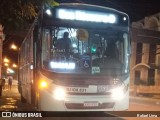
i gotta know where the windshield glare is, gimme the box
[42,27,130,75]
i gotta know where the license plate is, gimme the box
[66,87,87,93]
[84,102,99,107]
[97,85,109,92]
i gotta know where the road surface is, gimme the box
[0,83,160,120]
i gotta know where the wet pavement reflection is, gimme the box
[0,97,18,111]
[0,84,36,111]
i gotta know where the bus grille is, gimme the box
[65,102,115,109]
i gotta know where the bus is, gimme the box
[18,3,130,111]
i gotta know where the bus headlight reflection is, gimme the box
[53,87,66,101]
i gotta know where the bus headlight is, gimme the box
[53,87,66,101]
[111,84,128,100]
[111,87,124,100]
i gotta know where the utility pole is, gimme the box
[0,24,4,78]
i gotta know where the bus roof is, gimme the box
[59,3,129,17]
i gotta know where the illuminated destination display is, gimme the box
[56,8,117,24]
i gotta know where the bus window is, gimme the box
[104,41,119,59]
[42,29,51,61]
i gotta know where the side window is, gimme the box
[42,29,51,62]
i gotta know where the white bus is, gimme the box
[18,3,130,111]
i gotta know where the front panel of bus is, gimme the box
[38,4,130,111]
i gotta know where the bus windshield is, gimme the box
[42,27,130,75]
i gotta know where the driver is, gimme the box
[55,32,72,53]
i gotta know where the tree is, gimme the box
[0,0,38,78]
[0,0,35,78]
[0,0,59,31]
[0,0,38,31]
[0,0,59,78]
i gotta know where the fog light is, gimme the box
[40,81,48,88]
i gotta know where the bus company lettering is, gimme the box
[137,114,158,117]
[11,112,42,117]
[66,87,86,93]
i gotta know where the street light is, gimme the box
[2,44,19,79]
[10,44,18,50]
[2,58,16,77]
[10,44,19,80]
[3,57,10,63]
[4,63,9,67]
[12,64,17,68]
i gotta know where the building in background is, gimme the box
[130,13,160,86]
